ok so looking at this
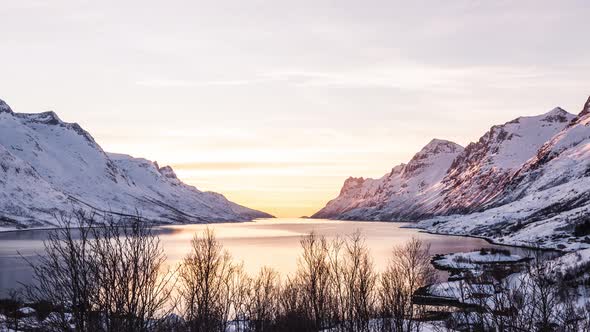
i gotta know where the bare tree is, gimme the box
[339,231,377,332]
[229,264,251,332]
[28,215,590,332]
[327,236,346,328]
[89,217,176,332]
[24,211,176,332]
[525,251,561,332]
[295,232,334,331]
[24,211,98,331]
[274,276,312,332]
[245,267,280,332]
[434,248,585,332]
[379,237,436,332]
[179,228,237,332]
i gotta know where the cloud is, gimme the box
[135,76,283,87]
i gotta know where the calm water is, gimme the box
[0,218,522,296]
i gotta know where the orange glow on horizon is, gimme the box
[174,167,352,218]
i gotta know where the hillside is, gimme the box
[0,99,272,230]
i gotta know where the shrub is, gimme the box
[573,217,590,237]
[489,248,511,256]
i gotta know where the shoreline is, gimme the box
[320,217,566,254]
[415,228,564,253]
[1,217,562,254]
[0,219,259,235]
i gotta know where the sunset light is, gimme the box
[2,2,590,329]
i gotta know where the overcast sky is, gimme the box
[1,0,589,217]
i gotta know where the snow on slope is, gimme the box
[314,107,575,222]
[0,144,72,229]
[312,139,464,220]
[0,99,272,229]
[433,107,574,214]
[417,97,590,251]
[313,96,590,250]
[109,153,272,222]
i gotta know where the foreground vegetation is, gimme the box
[1,212,590,331]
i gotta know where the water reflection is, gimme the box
[153,219,532,277]
[0,218,532,296]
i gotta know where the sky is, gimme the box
[1,0,590,217]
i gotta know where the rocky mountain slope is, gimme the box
[314,96,590,250]
[432,107,575,215]
[0,99,272,230]
[313,139,464,220]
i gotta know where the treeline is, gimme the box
[175,226,435,332]
[3,211,590,331]
[5,212,436,332]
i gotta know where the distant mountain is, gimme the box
[313,96,590,250]
[313,139,464,220]
[0,99,272,230]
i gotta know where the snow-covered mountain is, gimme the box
[313,139,464,220]
[314,96,590,250]
[0,99,272,230]
[432,107,575,215]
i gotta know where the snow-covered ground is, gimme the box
[432,250,524,271]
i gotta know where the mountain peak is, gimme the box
[31,111,63,125]
[540,107,573,123]
[504,107,574,126]
[427,138,461,147]
[339,176,366,195]
[564,95,590,127]
[428,138,449,146]
[419,138,463,155]
[0,99,13,114]
[401,139,464,180]
[580,95,590,118]
[158,165,179,180]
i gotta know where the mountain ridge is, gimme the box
[0,99,272,230]
[313,138,464,220]
[313,96,590,250]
